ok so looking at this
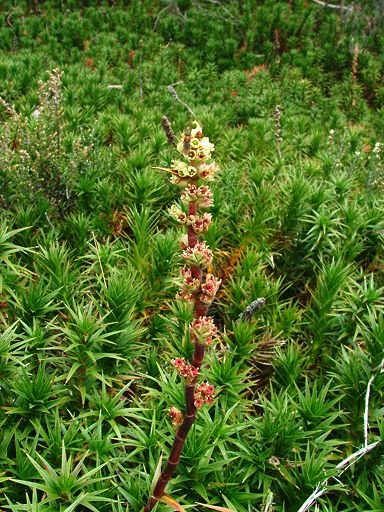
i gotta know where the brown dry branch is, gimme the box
[311,0,354,12]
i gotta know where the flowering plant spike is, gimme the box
[144,121,221,511]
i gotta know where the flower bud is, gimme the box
[181,242,213,268]
[171,160,197,178]
[180,267,201,292]
[180,184,213,208]
[190,121,203,139]
[200,274,221,304]
[188,213,212,234]
[172,357,199,382]
[176,122,215,161]
[168,204,187,224]
[189,316,218,346]
[176,290,194,302]
[196,162,218,181]
[194,382,215,408]
[178,234,189,249]
[169,406,184,426]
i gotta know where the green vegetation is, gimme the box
[0,1,383,511]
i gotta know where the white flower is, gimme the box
[191,121,203,138]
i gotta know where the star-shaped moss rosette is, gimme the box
[144,122,221,511]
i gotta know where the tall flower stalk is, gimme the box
[144,121,221,511]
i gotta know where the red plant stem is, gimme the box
[144,197,210,512]
[188,202,199,248]
[144,411,197,511]
[144,343,206,511]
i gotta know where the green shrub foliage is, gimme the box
[0,1,383,511]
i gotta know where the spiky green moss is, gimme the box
[0,1,384,511]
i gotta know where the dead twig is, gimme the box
[297,358,382,512]
[311,0,354,12]
[364,375,375,449]
[161,116,177,146]
[167,82,196,118]
[153,1,186,31]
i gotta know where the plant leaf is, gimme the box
[160,495,187,511]
[196,503,237,512]
[150,454,163,494]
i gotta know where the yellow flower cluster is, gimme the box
[177,121,215,160]
[168,121,219,186]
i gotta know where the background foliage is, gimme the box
[0,1,384,511]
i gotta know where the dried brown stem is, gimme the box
[161,116,177,146]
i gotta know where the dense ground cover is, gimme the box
[0,1,384,510]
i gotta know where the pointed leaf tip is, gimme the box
[196,503,237,512]
[160,495,187,511]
